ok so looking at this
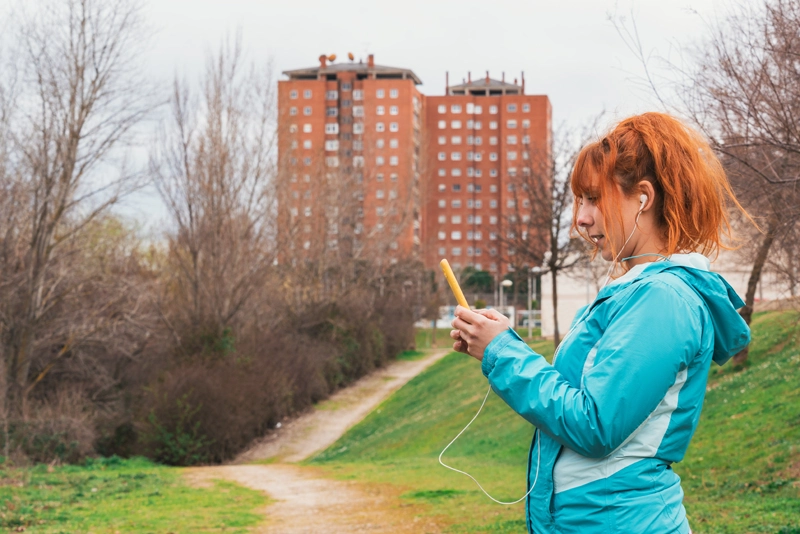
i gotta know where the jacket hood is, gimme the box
[602,253,750,365]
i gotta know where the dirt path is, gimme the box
[187,349,452,533]
[236,348,451,463]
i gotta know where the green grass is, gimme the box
[0,456,266,533]
[315,314,800,533]
[311,340,554,533]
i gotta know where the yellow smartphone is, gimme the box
[439,259,469,308]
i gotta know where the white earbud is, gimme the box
[639,194,647,211]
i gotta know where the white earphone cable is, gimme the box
[438,385,541,505]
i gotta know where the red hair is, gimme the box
[571,112,749,259]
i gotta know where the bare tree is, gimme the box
[0,0,155,416]
[502,119,601,346]
[152,37,278,355]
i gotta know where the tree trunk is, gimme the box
[733,216,779,365]
[431,319,438,348]
[551,268,561,348]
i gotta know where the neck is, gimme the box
[624,231,667,267]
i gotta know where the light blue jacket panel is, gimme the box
[481,256,750,533]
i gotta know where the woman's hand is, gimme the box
[450,306,512,361]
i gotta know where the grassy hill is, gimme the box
[311,312,800,533]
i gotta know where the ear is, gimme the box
[637,181,656,212]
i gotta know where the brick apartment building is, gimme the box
[423,73,551,275]
[277,55,551,276]
[278,55,423,261]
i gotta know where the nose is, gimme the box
[576,203,594,228]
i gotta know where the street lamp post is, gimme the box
[529,266,542,339]
[500,279,513,323]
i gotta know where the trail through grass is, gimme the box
[315,315,800,533]
[0,456,266,533]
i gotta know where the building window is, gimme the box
[289,124,298,133]
[490,199,497,208]
[290,106,297,116]
[451,136,462,145]
[452,199,462,208]
[353,123,364,134]
[375,173,384,182]
[489,136,498,145]
[438,120,447,129]
[390,88,398,98]
[304,107,312,116]
[452,215,462,224]
[507,119,518,128]
[389,122,399,132]
[508,151,518,160]
[376,189,385,199]
[438,168,446,176]
[290,90,298,99]
[451,152,462,161]
[325,123,339,134]
[353,106,364,117]
[438,216,446,224]
[451,231,462,240]
[353,89,363,100]
[467,135,474,145]
[326,107,338,117]
[452,184,461,192]
[326,90,338,100]
[325,140,338,151]
[303,90,312,99]
[389,139,398,148]
[451,120,462,129]
[353,156,364,167]
[376,156,385,165]
[466,167,474,177]
[522,103,530,112]
[475,169,482,177]
[376,122,385,132]
[303,157,311,166]
[341,83,352,91]
[390,106,398,115]
[391,173,398,181]
[451,104,462,113]
[489,105,498,114]
[377,207,385,216]
[451,168,462,176]
[452,247,462,256]
[489,152,498,161]
[438,184,446,192]
[438,231,446,240]
[377,89,385,98]
[303,140,312,149]
[507,135,518,144]
[438,105,446,113]
[508,168,517,177]
[466,103,474,114]
[389,156,399,166]
[341,100,351,107]
[438,136,446,145]
[475,200,482,208]
[475,136,483,145]
[489,121,498,130]
[438,200,446,208]
[507,103,517,112]
[376,139,385,148]
[326,156,339,167]
[522,135,530,144]
[438,152,446,161]
[376,105,385,115]
[522,119,530,128]
[490,169,498,177]
[389,189,397,199]
[474,121,482,130]
[507,199,516,208]
[291,140,298,149]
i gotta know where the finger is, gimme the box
[449,329,462,340]
[474,308,506,322]
[454,305,485,326]
[452,317,476,337]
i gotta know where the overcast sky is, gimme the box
[1,0,723,228]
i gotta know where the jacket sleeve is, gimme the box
[481,279,703,458]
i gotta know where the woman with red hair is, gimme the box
[451,112,751,533]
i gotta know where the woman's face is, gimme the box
[576,185,643,262]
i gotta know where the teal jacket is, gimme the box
[481,254,750,533]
